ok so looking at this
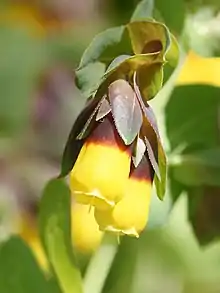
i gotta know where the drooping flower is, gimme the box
[94,155,154,237]
[71,202,103,253]
[61,73,166,237]
[70,113,132,210]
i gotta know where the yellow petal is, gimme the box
[95,156,153,237]
[71,203,103,254]
[18,214,49,272]
[70,116,131,210]
[177,51,220,86]
[95,178,152,237]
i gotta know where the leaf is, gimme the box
[103,53,164,102]
[108,79,143,145]
[75,62,106,98]
[126,20,170,55]
[103,237,138,293]
[134,73,167,200]
[60,98,99,177]
[39,179,83,293]
[96,98,111,121]
[165,33,179,67]
[165,85,220,151]
[154,0,185,34]
[131,0,154,21]
[0,237,51,293]
[78,26,131,68]
[106,55,132,74]
[187,186,220,245]
[171,148,220,186]
[132,136,146,167]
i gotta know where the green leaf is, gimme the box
[108,79,143,145]
[154,0,185,34]
[131,0,154,21]
[165,33,180,67]
[75,62,106,98]
[187,186,220,245]
[126,20,170,55]
[134,76,167,200]
[165,85,220,151]
[0,237,51,293]
[39,179,82,293]
[78,26,131,68]
[96,98,111,121]
[104,53,164,102]
[132,136,146,167]
[103,237,138,293]
[170,148,220,186]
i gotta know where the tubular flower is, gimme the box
[94,155,154,237]
[61,74,166,238]
[71,203,103,253]
[70,114,131,210]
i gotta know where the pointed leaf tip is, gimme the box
[108,79,143,145]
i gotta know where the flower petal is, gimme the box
[70,115,131,210]
[95,156,153,237]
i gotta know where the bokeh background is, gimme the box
[1,0,220,293]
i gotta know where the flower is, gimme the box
[94,155,154,237]
[62,75,165,238]
[70,114,131,210]
[71,203,103,253]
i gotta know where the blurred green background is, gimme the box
[1,0,220,293]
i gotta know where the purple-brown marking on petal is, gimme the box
[86,114,132,155]
[129,155,154,182]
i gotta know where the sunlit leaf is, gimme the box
[0,237,51,293]
[131,0,154,21]
[39,179,83,293]
[165,33,179,67]
[108,79,142,145]
[126,21,170,55]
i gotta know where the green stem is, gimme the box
[83,235,118,293]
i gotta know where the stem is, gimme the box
[83,235,118,293]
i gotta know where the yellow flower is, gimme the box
[70,115,131,210]
[177,51,220,86]
[64,78,164,239]
[18,212,49,272]
[94,155,153,237]
[71,203,103,253]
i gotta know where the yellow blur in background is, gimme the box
[177,51,220,86]
[19,202,104,272]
